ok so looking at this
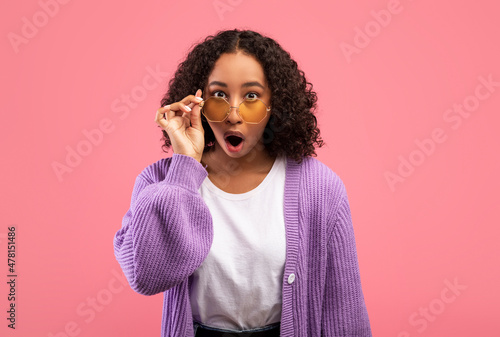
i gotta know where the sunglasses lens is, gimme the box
[202,97,269,123]
[239,98,268,123]
[202,97,229,122]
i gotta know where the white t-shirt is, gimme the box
[191,154,287,330]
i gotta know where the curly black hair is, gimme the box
[159,28,324,164]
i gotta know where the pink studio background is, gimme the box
[2,0,499,336]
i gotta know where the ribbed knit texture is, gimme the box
[113,153,372,336]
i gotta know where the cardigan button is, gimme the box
[287,273,295,284]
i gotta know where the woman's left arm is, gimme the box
[321,190,373,336]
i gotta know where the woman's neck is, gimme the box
[201,142,276,176]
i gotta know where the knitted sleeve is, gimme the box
[113,154,213,296]
[321,188,372,336]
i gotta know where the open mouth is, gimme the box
[224,134,245,152]
[226,135,243,146]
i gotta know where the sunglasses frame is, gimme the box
[199,96,271,124]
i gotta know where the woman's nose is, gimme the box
[226,103,242,124]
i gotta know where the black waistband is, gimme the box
[194,323,280,337]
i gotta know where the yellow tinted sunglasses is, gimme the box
[199,96,271,124]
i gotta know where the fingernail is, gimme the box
[184,105,192,112]
[194,97,203,102]
[164,104,170,109]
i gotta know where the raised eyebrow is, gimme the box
[208,81,265,89]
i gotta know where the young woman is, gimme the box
[113,29,372,337]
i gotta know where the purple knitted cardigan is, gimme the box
[113,153,372,336]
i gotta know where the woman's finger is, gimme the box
[155,108,169,129]
[190,89,204,132]
[180,94,203,108]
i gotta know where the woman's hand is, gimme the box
[155,89,205,163]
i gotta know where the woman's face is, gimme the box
[203,51,272,160]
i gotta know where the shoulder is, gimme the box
[136,156,173,184]
[295,156,347,193]
[136,154,208,191]
[292,155,348,217]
